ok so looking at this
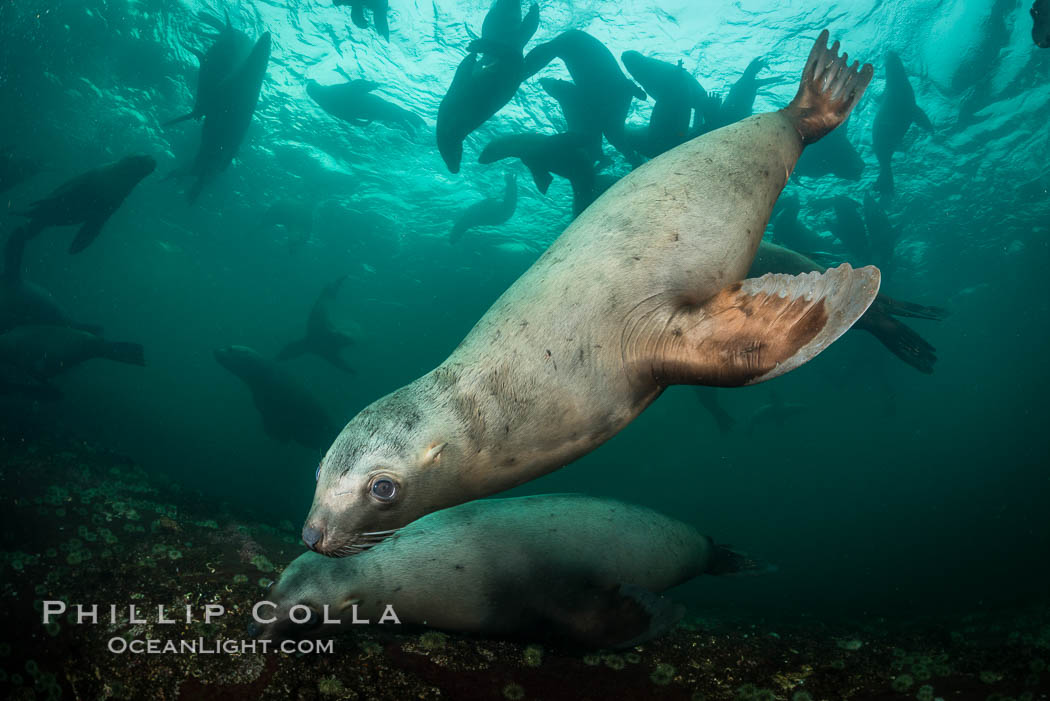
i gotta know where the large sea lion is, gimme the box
[215,345,336,451]
[277,276,356,374]
[713,57,782,129]
[450,172,517,244]
[479,132,595,215]
[267,494,760,647]
[872,51,931,196]
[334,0,390,41]
[523,31,646,165]
[163,11,254,126]
[307,80,424,135]
[10,156,156,254]
[750,241,945,374]
[436,0,539,173]
[303,30,878,555]
[1033,0,1049,47]
[171,32,270,203]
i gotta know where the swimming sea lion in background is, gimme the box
[479,132,595,215]
[793,115,863,180]
[450,172,518,244]
[873,51,932,196]
[303,30,877,555]
[771,193,824,252]
[713,57,782,129]
[621,51,718,156]
[693,387,736,434]
[0,149,40,194]
[0,325,145,395]
[436,1,539,173]
[277,276,356,375]
[334,0,390,41]
[750,241,944,374]
[819,195,869,260]
[307,80,424,135]
[0,234,102,335]
[163,11,254,126]
[270,495,761,647]
[215,345,337,452]
[10,156,156,254]
[523,30,647,165]
[171,32,270,203]
[863,192,899,273]
[540,78,607,165]
[1033,0,1050,47]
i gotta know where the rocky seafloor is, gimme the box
[1,431,1048,701]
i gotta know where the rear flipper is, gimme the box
[854,307,937,374]
[70,218,106,254]
[549,583,685,649]
[103,341,146,367]
[626,264,881,387]
[706,542,772,576]
[783,29,874,145]
[874,294,947,321]
[350,4,369,29]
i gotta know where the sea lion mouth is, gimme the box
[323,529,398,558]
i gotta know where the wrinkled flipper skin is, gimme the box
[625,265,880,387]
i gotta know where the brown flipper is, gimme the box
[782,29,874,145]
[629,264,880,387]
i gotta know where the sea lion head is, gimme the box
[254,552,360,641]
[302,383,461,557]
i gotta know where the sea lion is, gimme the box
[1,233,102,335]
[771,193,824,253]
[163,11,254,126]
[793,115,863,180]
[450,172,518,244]
[872,51,931,196]
[0,149,40,194]
[214,345,337,451]
[1033,0,1049,47]
[334,0,390,41]
[9,155,156,254]
[750,241,944,374]
[540,78,606,165]
[862,192,898,272]
[479,132,595,215]
[307,80,424,135]
[713,57,782,129]
[523,30,646,165]
[303,30,878,555]
[621,52,718,157]
[0,325,145,398]
[277,276,356,374]
[171,32,270,203]
[436,0,539,173]
[265,494,760,647]
[819,195,869,260]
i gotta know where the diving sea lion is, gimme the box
[436,0,539,173]
[307,80,424,135]
[793,115,863,180]
[1033,0,1049,47]
[771,194,824,253]
[523,30,646,165]
[450,172,518,244]
[621,52,718,157]
[172,32,270,203]
[164,11,254,126]
[277,276,356,374]
[479,132,595,215]
[872,51,931,196]
[215,345,337,451]
[0,325,145,397]
[540,78,606,164]
[713,57,781,129]
[10,156,156,254]
[265,494,760,647]
[334,0,390,41]
[303,30,878,555]
[0,149,40,194]
[750,241,945,374]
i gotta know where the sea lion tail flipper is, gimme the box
[874,295,947,321]
[856,309,937,374]
[69,219,105,255]
[633,264,880,387]
[706,542,773,576]
[276,338,311,361]
[102,341,146,367]
[783,29,874,145]
[526,164,553,195]
[517,3,540,48]
[350,4,368,29]
[373,8,389,40]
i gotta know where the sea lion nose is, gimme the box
[302,524,324,550]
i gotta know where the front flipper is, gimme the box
[626,264,880,387]
[69,218,106,254]
[547,583,684,649]
[524,161,553,194]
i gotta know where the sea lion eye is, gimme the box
[370,477,397,502]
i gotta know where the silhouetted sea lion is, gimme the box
[771,193,824,253]
[265,495,760,647]
[436,1,539,173]
[10,156,156,254]
[450,172,517,244]
[793,115,863,180]
[750,241,944,374]
[215,345,336,451]
[479,132,595,215]
[873,51,931,196]
[821,195,869,260]
[303,30,877,556]
[713,57,781,128]
[278,276,355,374]
[524,30,646,165]
[1033,0,1049,47]
[335,0,390,41]
[307,80,424,134]
[540,78,606,164]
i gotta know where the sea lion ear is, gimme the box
[422,442,447,465]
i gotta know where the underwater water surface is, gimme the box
[1,0,1049,698]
